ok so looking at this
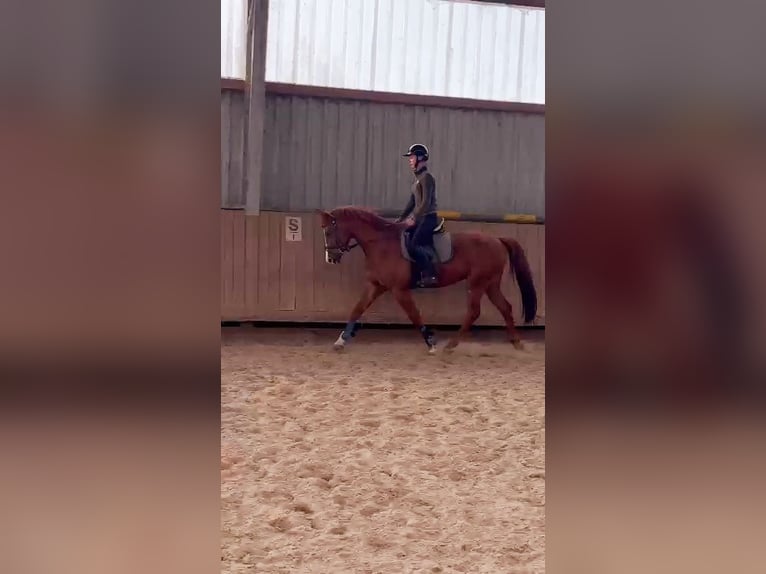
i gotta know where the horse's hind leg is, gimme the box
[334,282,386,350]
[445,283,485,351]
[487,281,523,350]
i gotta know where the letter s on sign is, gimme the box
[285,216,302,242]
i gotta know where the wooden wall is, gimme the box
[221,210,545,326]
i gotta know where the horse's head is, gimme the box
[316,209,354,264]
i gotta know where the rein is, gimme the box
[324,212,405,254]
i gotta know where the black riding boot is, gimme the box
[416,248,438,287]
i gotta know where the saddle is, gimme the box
[400,217,453,264]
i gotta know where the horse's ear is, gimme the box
[315,209,332,226]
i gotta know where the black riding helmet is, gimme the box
[402,143,429,161]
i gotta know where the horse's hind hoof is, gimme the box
[511,340,524,351]
[428,346,437,355]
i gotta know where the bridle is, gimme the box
[323,218,359,255]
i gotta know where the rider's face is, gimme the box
[408,155,417,169]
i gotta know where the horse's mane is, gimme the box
[331,206,404,234]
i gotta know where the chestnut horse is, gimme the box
[317,207,537,353]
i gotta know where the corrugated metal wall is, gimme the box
[221,89,247,207]
[221,0,247,78]
[260,92,545,215]
[266,0,545,104]
[221,210,546,325]
[221,0,270,211]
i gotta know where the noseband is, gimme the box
[324,239,359,254]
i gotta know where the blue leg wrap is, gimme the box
[341,321,359,341]
[420,326,436,347]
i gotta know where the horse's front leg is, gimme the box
[334,281,386,350]
[392,288,437,354]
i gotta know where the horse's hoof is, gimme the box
[428,346,437,355]
[333,333,348,351]
[512,340,524,350]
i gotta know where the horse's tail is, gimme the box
[500,237,538,324]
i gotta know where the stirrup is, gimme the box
[418,274,438,287]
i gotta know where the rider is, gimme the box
[396,143,439,287]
